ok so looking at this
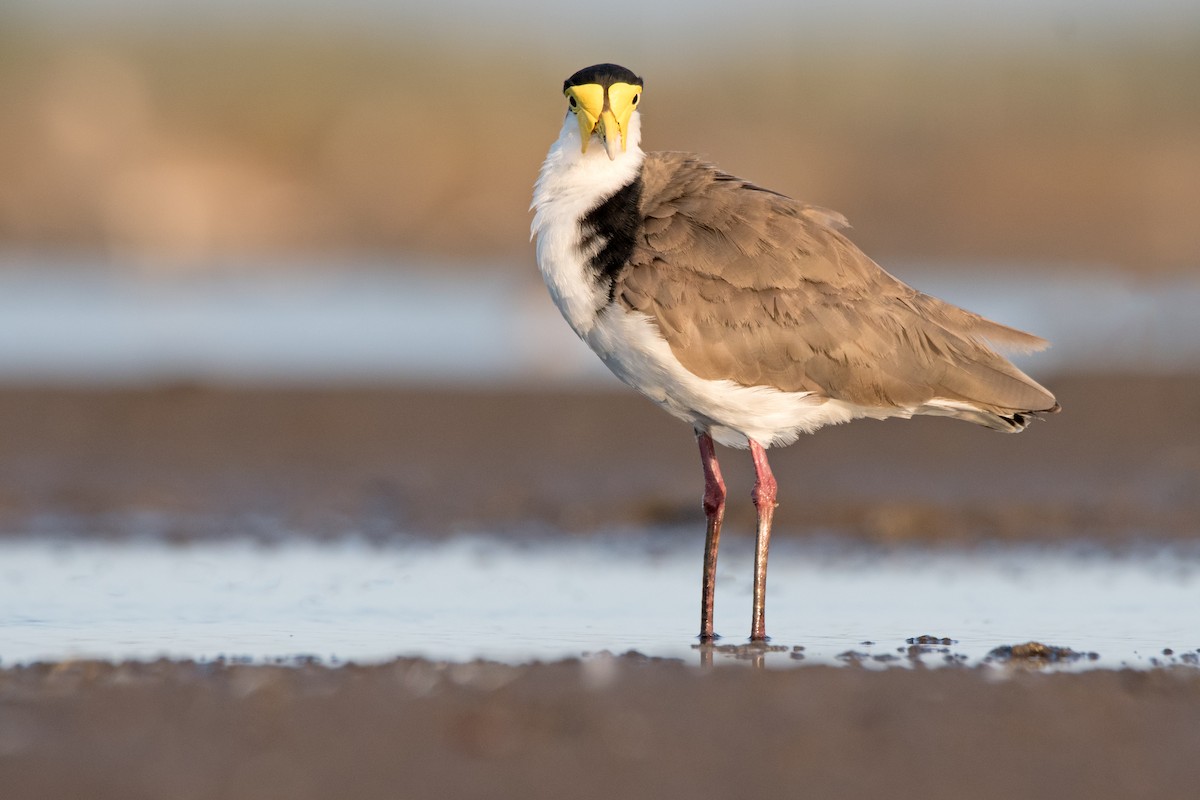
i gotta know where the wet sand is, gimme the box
[1,374,1197,542]
[3,657,1200,800]
[3,376,1199,797]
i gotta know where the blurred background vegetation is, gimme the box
[0,1,1197,274]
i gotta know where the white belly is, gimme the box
[585,304,874,448]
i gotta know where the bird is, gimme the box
[530,63,1058,643]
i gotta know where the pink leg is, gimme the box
[697,431,726,642]
[749,439,778,641]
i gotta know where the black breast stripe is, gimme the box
[579,172,644,303]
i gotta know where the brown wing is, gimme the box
[615,152,1056,417]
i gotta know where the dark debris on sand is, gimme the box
[986,641,1101,665]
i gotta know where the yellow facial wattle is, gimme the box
[564,81,642,159]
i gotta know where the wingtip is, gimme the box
[1013,401,1061,430]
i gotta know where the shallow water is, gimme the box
[2,535,1196,670]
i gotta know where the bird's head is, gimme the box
[562,63,643,161]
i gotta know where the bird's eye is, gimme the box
[568,95,577,108]
[632,94,639,105]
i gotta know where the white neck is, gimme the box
[531,110,645,232]
[530,110,645,334]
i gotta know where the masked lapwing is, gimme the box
[531,63,1059,643]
